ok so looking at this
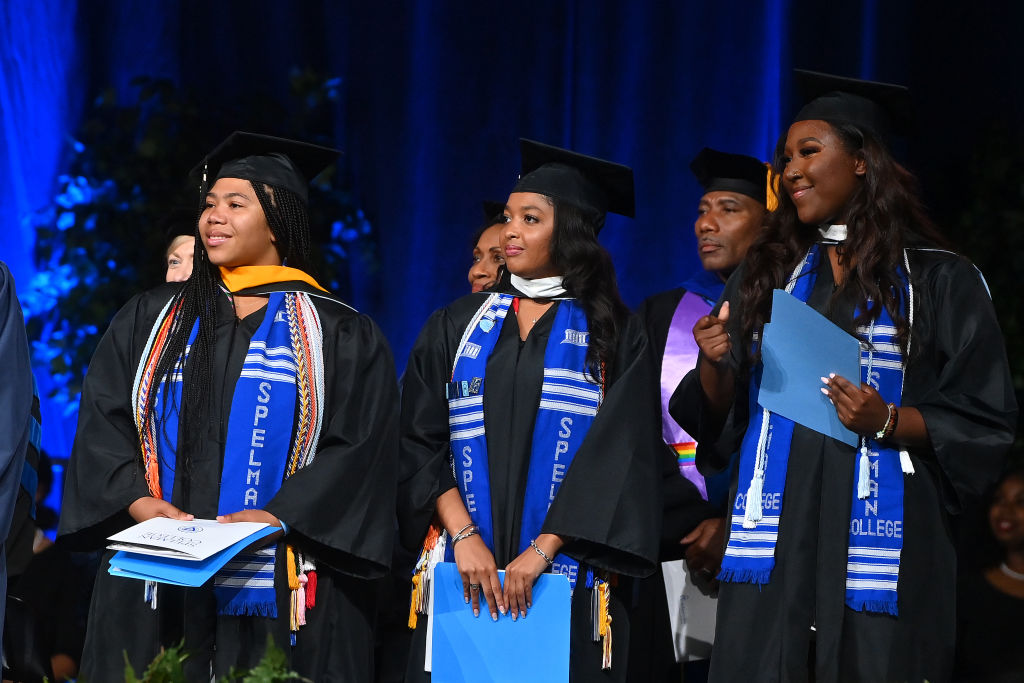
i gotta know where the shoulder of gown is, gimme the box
[395,296,490,552]
[903,248,1017,512]
[57,283,182,549]
[540,313,664,576]
[264,300,400,578]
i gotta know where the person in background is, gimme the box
[0,262,33,663]
[165,233,196,282]
[679,71,1016,682]
[954,465,1024,682]
[9,451,86,681]
[467,200,506,293]
[58,132,399,681]
[630,147,770,683]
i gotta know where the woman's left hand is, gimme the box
[821,374,889,436]
[216,509,282,526]
[503,547,549,621]
[216,509,285,548]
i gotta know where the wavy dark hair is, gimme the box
[139,179,313,489]
[545,197,629,383]
[738,120,950,358]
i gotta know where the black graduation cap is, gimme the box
[512,139,635,221]
[689,147,768,205]
[793,70,912,143]
[481,200,506,224]
[191,131,342,205]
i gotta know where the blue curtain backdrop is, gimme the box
[1,0,1021,457]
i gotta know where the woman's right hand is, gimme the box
[693,301,731,364]
[453,534,505,620]
[128,496,194,523]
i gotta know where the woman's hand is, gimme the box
[216,509,282,526]
[503,534,563,620]
[128,496,194,523]
[453,534,504,620]
[821,374,889,436]
[693,301,731,364]
[216,509,285,548]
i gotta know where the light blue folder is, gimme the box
[107,525,279,587]
[431,562,570,683]
[758,289,861,447]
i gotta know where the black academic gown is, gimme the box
[398,279,662,682]
[628,288,723,683]
[673,249,1017,683]
[58,281,399,682]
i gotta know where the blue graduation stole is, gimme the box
[155,292,296,616]
[446,293,601,589]
[720,244,907,616]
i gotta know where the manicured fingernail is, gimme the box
[474,608,479,617]
[829,373,836,378]
[492,612,498,622]
[465,596,470,604]
[820,376,829,384]
[820,387,829,395]
[499,606,506,615]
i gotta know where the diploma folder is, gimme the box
[429,562,570,683]
[106,518,277,587]
[758,289,861,447]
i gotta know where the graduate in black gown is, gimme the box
[0,262,35,655]
[399,140,662,681]
[58,133,399,681]
[631,148,770,682]
[676,72,1018,682]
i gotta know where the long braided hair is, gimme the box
[140,177,314,479]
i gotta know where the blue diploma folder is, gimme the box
[431,562,570,683]
[107,526,278,587]
[758,289,861,447]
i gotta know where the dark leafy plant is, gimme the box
[121,636,310,682]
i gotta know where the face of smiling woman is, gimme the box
[501,192,560,279]
[781,119,866,226]
[200,177,281,268]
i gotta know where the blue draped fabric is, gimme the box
[1,0,1021,463]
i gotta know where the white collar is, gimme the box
[510,274,567,299]
[819,224,848,242]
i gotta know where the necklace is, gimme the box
[1000,562,1024,581]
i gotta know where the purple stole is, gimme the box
[660,291,713,499]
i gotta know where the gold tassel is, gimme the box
[765,162,779,212]
[286,546,300,590]
[408,572,421,630]
[597,580,613,670]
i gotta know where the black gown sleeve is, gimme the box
[540,315,663,577]
[396,307,460,552]
[670,266,750,476]
[264,309,400,579]
[57,290,171,549]
[905,254,1017,512]
[636,290,719,554]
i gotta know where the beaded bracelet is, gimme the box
[530,539,554,566]
[873,402,899,441]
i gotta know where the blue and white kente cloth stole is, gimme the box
[720,244,910,616]
[152,292,298,617]
[446,293,601,590]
